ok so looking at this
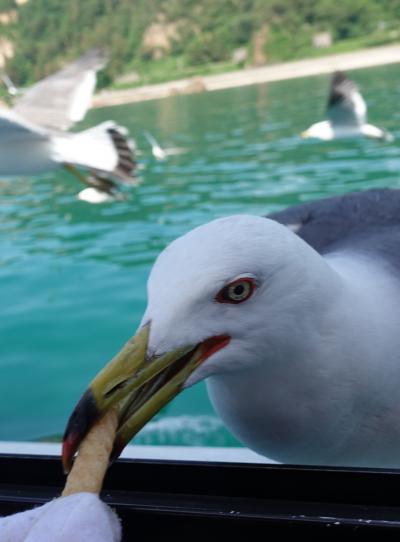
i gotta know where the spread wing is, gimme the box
[0,109,49,143]
[13,49,106,131]
[326,71,367,127]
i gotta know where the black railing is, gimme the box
[1,454,400,537]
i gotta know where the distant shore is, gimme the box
[93,43,400,108]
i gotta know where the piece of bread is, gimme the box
[62,409,118,496]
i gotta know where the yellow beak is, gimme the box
[62,324,229,472]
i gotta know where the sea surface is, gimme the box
[2,64,400,452]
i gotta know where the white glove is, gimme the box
[0,492,121,542]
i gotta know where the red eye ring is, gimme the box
[216,277,256,304]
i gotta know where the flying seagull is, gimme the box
[0,49,138,201]
[301,71,393,141]
[63,188,400,470]
[0,72,18,96]
[144,130,187,161]
[144,130,167,160]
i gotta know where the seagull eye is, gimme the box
[216,278,256,304]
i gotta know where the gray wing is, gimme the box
[326,71,367,127]
[0,109,48,142]
[268,189,400,270]
[13,49,106,131]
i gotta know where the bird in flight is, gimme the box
[143,130,187,161]
[301,71,393,142]
[0,49,138,202]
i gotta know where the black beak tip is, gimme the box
[62,388,100,473]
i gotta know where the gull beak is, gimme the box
[62,323,230,473]
[300,130,310,139]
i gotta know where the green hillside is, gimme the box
[2,0,400,88]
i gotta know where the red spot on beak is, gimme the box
[198,334,230,362]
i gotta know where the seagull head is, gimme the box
[62,214,329,471]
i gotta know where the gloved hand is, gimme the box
[1,411,121,541]
[0,492,121,542]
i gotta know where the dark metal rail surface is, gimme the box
[1,454,400,538]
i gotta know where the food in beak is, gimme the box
[62,324,230,473]
[62,409,118,495]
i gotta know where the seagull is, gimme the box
[63,188,400,470]
[143,130,186,161]
[301,71,393,141]
[0,49,138,201]
[144,130,167,160]
[0,72,18,96]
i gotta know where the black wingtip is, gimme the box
[107,127,138,182]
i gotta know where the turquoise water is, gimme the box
[2,64,400,447]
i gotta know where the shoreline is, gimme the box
[93,43,400,108]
